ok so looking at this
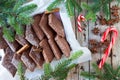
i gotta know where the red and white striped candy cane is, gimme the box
[99,27,118,69]
[77,15,85,32]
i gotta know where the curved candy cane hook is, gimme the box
[99,27,118,69]
[77,15,86,32]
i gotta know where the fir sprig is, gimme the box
[40,50,83,80]
[0,0,37,42]
[18,62,26,80]
[81,0,112,22]
[47,0,82,17]
[81,63,120,80]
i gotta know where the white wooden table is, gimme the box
[66,0,120,80]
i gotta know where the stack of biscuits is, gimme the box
[0,13,71,77]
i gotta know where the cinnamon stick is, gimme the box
[45,8,60,14]
[16,44,30,54]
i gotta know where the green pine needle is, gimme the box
[69,50,83,60]
[47,0,63,11]
[18,62,26,80]
[3,27,15,42]
[40,50,83,80]
[47,0,82,17]
[102,3,110,20]
[0,0,37,42]
[43,63,52,78]
[81,63,120,80]
[65,0,74,17]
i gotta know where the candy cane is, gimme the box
[99,27,118,69]
[77,15,85,32]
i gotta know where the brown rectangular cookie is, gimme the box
[25,25,40,47]
[29,46,44,68]
[39,14,54,39]
[21,49,36,72]
[32,14,45,40]
[49,13,65,37]
[48,38,62,60]
[2,47,17,77]
[55,35,70,57]
[39,38,54,63]
[0,28,8,49]
[4,38,20,52]
[12,53,27,70]
[15,34,29,46]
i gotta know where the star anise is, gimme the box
[114,16,120,23]
[89,39,98,46]
[98,42,103,47]
[107,19,115,25]
[92,27,100,35]
[98,16,107,25]
[90,47,98,53]
[111,10,119,17]
[111,5,119,10]
[103,39,110,47]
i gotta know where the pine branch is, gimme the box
[81,0,112,22]
[18,62,26,80]
[3,27,15,42]
[43,63,53,79]
[47,0,82,17]
[102,3,110,20]
[40,50,83,80]
[81,63,120,80]
[70,0,82,13]
[47,0,63,11]
[65,0,74,17]
[0,0,37,42]
[69,50,83,60]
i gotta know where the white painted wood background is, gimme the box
[66,0,120,80]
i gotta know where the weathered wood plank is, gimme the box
[111,1,120,69]
[66,0,120,80]
[78,0,90,80]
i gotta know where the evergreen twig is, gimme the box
[81,63,120,80]
[40,50,83,80]
[47,0,82,17]
[18,62,26,80]
[0,0,37,42]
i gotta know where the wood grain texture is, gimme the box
[66,0,120,80]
